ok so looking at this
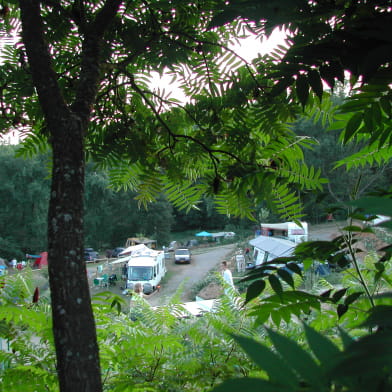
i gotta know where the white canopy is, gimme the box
[211,231,236,238]
[119,244,150,256]
[110,244,157,264]
[249,236,296,258]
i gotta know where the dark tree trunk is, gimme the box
[47,119,103,391]
[18,1,122,390]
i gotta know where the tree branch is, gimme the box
[127,73,259,181]
[71,0,122,124]
[19,0,69,130]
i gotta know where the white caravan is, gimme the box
[118,244,166,294]
[259,221,308,243]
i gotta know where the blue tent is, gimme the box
[195,231,212,237]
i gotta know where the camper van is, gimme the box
[259,221,308,243]
[120,245,166,294]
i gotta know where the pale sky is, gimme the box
[3,28,287,145]
[149,27,288,102]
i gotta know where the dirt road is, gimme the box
[145,222,342,306]
[147,244,236,306]
[89,222,342,307]
[308,221,343,241]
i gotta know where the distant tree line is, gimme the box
[293,116,392,223]
[0,145,241,259]
[2,118,390,260]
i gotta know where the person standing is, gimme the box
[221,261,234,288]
[244,247,250,261]
[122,263,127,280]
[133,282,144,298]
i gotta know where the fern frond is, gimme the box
[15,131,50,159]
[163,181,206,212]
[271,184,305,221]
[214,189,255,220]
[134,173,164,208]
[334,144,392,170]
[107,162,144,191]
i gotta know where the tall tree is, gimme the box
[1,1,390,390]
[4,2,310,390]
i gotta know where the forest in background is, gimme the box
[0,2,391,391]
[2,114,390,260]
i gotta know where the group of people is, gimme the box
[7,258,26,270]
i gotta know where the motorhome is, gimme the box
[117,244,166,294]
[259,221,308,243]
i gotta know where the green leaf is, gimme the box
[307,70,323,101]
[363,108,373,131]
[330,332,392,379]
[337,304,348,319]
[296,74,309,107]
[371,102,382,125]
[303,324,341,370]
[270,77,294,97]
[231,334,299,388]
[277,268,295,288]
[344,113,362,143]
[361,305,392,329]
[332,288,347,303]
[245,280,266,304]
[269,274,283,296]
[344,292,363,306]
[338,327,355,349]
[285,262,303,276]
[267,328,324,388]
[347,197,392,220]
[320,289,332,299]
[379,96,391,116]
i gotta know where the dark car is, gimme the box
[84,248,99,263]
[111,247,125,258]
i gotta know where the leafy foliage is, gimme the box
[0,1,392,391]
[0,1,330,222]
[0,274,260,391]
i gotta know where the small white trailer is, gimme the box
[259,221,308,243]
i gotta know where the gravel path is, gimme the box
[147,244,236,306]
[89,222,342,307]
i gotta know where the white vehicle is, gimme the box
[259,221,308,243]
[174,248,191,264]
[118,245,166,294]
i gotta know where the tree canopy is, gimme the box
[0,0,390,390]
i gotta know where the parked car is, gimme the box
[84,248,99,263]
[174,248,191,264]
[111,247,125,258]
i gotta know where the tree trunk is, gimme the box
[19,1,122,389]
[48,118,103,391]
